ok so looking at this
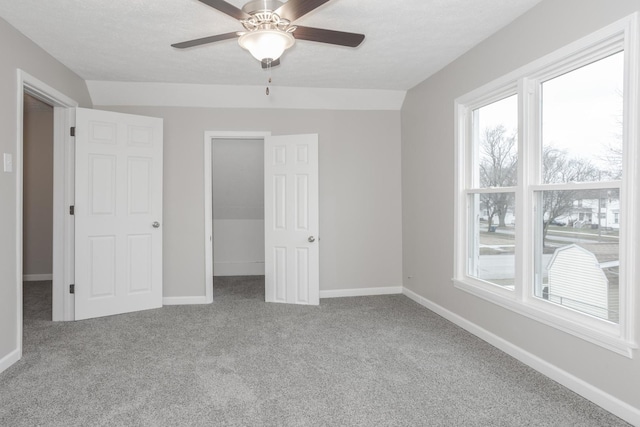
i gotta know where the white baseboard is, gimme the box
[163,295,212,305]
[0,348,21,375]
[214,262,265,276]
[402,287,640,426]
[320,286,403,299]
[22,274,52,281]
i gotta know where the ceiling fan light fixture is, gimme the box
[238,29,295,62]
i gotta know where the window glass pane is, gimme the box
[473,95,518,188]
[534,189,620,323]
[542,52,624,182]
[468,192,516,288]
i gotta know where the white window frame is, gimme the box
[454,14,639,357]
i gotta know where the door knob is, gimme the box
[308,236,315,243]
[152,221,160,228]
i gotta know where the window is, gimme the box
[468,95,518,288]
[454,16,638,356]
[534,52,623,324]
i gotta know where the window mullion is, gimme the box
[519,76,540,304]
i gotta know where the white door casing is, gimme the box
[264,134,319,305]
[74,108,163,320]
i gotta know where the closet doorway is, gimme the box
[22,94,54,322]
[204,131,271,301]
[212,137,266,277]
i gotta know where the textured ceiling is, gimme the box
[0,0,542,90]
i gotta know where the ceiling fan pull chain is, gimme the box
[266,72,272,96]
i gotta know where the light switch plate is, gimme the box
[3,153,13,172]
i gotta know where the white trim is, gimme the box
[529,181,621,192]
[22,274,53,281]
[453,279,634,357]
[455,16,632,108]
[14,71,78,374]
[402,287,640,426]
[620,11,639,348]
[453,102,467,284]
[320,286,403,299]
[453,14,639,356]
[19,71,78,324]
[204,131,271,305]
[15,72,24,378]
[86,81,406,111]
[55,105,76,322]
[463,187,517,194]
[0,349,21,375]
[163,296,211,305]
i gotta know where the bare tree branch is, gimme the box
[479,126,517,230]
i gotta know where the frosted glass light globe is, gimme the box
[238,29,295,61]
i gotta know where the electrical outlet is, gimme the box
[3,153,13,173]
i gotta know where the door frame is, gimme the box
[203,130,271,301]
[17,69,78,338]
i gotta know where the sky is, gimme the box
[477,51,624,173]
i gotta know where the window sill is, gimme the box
[453,278,637,358]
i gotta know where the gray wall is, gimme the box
[212,138,264,221]
[0,17,91,364]
[401,0,640,412]
[23,94,53,277]
[213,138,265,276]
[98,106,403,298]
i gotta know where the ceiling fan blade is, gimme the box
[293,26,365,47]
[198,0,250,20]
[171,32,239,49]
[261,58,281,69]
[273,0,331,21]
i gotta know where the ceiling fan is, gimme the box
[171,0,365,68]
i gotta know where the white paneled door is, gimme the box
[74,108,163,320]
[264,134,319,305]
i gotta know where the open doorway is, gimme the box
[211,137,265,299]
[22,94,54,322]
[204,131,319,305]
[17,70,78,357]
[203,131,270,303]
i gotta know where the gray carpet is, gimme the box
[0,278,629,426]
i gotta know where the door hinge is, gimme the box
[69,205,74,215]
[70,127,76,137]
[69,284,75,294]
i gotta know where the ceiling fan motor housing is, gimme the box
[241,0,285,14]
